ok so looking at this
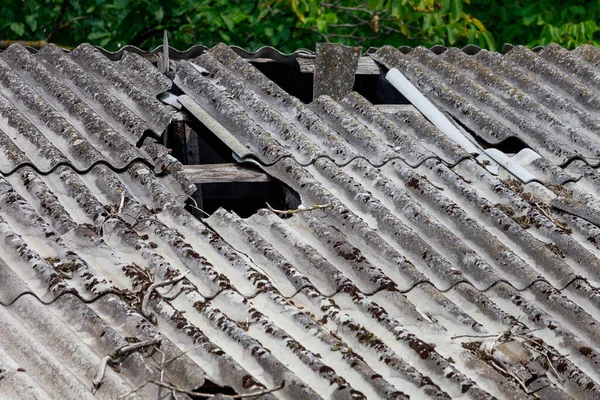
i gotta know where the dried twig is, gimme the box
[93,338,162,393]
[117,382,149,399]
[92,356,111,394]
[454,325,561,396]
[266,202,330,216]
[232,381,286,399]
[522,341,563,383]
[162,346,202,370]
[451,333,499,340]
[490,360,535,395]
[532,201,569,231]
[117,191,126,214]
[187,195,210,218]
[141,271,190,322]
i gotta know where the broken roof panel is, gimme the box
[170,43,600,399]
[372,44,600,166]
[2,40,600,400]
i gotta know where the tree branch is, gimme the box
[47,0,71,42]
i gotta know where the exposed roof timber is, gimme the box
[297,55,380,75]
[4,40,600,399]
[175,93,254,160]
[182,163,272,184]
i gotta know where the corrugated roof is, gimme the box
[0,42,204,399]
[171,43,600,399]
[2,40,600,400]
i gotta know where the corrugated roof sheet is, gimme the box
[0,43,204,399]
[2,40,600,400]
[171,43,600,399]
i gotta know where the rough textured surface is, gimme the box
[173,43,600,399]
[373,44,600,166]
[2,41,600,400]
[313,44,361,101]
[0,43,201,399]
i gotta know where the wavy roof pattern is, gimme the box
[0,40,600,400]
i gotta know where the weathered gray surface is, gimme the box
[372,44,600,165]
[2,41,600,400]
[182,163,272,183]
[173,43,600,399]
[298,55,380,75]
[313,43,361,100]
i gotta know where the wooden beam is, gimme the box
[171,111,193,122]
[182,163,272,184]
[246,57,278,64]
[297,56,380,75]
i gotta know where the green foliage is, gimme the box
[0,0,598,52]
[467,0,600,49]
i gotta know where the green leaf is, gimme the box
[155,6,164,22]
[584,20,598,35]
[264,26,274,38]
[87,31,108,40]
[522,15,536,26]
[147,1,164,22]
[25,15,37,32]
[218,30,231,42]
[451,0,462,22]
[324,12,337,24]
[481,31,495,51]
[570,5,585,16]
[389,0,401,18]
[316,18,327,32]
[422,14,431,31]
[10,22,25,36]
[446,24,457,44]
[440,0,451,14]
[221,13,234,31]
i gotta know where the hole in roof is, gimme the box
[192,378,237,397]
[356,74,410,105]
[449,115,531,154]
[199,180,300,218]
[249,55,406,105]
[249,59,314,103]
[164,119,301,219]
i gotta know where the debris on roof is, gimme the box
[1,39,600,400]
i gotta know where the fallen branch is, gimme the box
[141,271,190,322]
[93,338,162,393]
[92,356,111,394]
[533,201,570,232]
[266,202,330,216]
[187,195,210,218]
[454,325,560,397]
